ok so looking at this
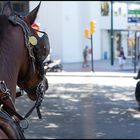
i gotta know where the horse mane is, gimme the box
[0,15,9,41]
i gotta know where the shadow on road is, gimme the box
[15,83,140,139]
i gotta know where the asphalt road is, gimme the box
[15,74,140,139]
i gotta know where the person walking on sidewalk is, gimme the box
[118,47,126,69]
[82,46,89,68]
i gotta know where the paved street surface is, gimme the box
[15,72,140,139]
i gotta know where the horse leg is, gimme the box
[0,129,9,139]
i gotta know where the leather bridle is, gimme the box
[0,13,49,133]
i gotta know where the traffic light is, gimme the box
[90,20,96,34]
[84,28,89,38]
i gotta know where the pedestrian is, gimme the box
[82,46,89,68]
[118,47,126,69]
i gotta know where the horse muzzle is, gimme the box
[26,76,48,101]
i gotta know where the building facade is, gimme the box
[30,1,139,63]
[0,1,139,63]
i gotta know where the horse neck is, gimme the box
[0,40,26,102]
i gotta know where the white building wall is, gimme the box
[113,2,128,30]
[101,30,110,59]
[62,2,81,63]
[100,2,128,30]
[78,2,91,62]
[89,2,101,60]
[30,1,63,60]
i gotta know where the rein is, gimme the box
[0,79,45,130]
[0,79,46,122]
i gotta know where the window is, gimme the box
[101,1,109,16]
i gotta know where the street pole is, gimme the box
[134,12,137,73]
[90,34,94,72]
[110,1,114,65]
[84,21,95,72]
[134,32,137,73]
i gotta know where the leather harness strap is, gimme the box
[0,79,46,121]
[0,81,24,120]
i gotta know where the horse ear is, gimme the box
[2,1,13,16]
[26,2,41,25]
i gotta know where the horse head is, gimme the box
[2,2,50,101]
[18,2,50,101]
[1,1,50,114]
[0,1,50,138]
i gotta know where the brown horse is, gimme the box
[0,1,50,139]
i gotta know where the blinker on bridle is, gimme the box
[29,29,50,51]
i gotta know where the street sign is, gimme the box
[128,17,140,23]
[128,10,140,14]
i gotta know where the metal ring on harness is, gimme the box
[0,81,10,94]
[19,118,29,130]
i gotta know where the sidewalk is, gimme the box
[62,58,137,73]
[45,58,139,78]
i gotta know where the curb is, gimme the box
[45,72,136,78]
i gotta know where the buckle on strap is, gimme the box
[0,81,10,94]
[0,81,12,102]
